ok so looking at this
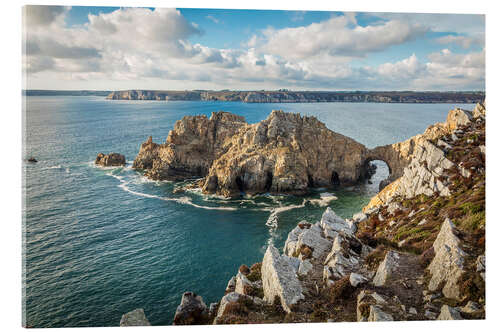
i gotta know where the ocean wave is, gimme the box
[265,199,306,246]
[105,170,239,211]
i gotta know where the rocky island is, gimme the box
[121,102,485,325]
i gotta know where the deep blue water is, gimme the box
[22,97,474,327]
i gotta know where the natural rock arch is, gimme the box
[365,144,412,183]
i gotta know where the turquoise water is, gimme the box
[23,97,474,327]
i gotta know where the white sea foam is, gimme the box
[265,199,306,246]
[106,171,238,211]
[308,192,338,207]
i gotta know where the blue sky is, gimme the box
[23,6,485,90]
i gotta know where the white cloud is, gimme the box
[23,6,484,91]
[254,15,427,60]
[436,34,484,49]
[23,5,68,26]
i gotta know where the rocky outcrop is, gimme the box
[363,105,482,211]
[173,292,208,325]
[201,110,369,197]
[372,251,401,287]
[134,110,371,196]
[95,152,125,166]
[261,245,304,313]
[437,305,463,320]
[119,308,151,326]
[133,112,246,180]
[427,218,466,300]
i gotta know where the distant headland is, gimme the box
[23,89,485,104]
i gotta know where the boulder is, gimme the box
[120,308,151,326]
[368,306,394,321]
[323,234,362,283]
[284,220,332,259]
[350,273,368,287]
[437,305,463,320]
[472,102,486,118]
[296,224,332,259]
[373,251,400,287]
[352,212,367,223]
[173,292,208,325]
[225,276,236,294]
[214,292,264,324]
[460,301,481,314]
[261,245,304,313]
[446,108,473,131]
[476,254,485,280]
[95,152,126,167]
[427,219,466,300]
[235,272,259,295]
[321,207,356,236]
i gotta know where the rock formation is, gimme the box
[133,112,246,180]
[134,110,370,197]
[119,308,151,326]
[95,152,126,167]
[173,292,209,325]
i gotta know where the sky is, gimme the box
[22,5,485,91]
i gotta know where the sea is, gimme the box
[22,96,474,327]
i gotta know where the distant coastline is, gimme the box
[24,89,485,104]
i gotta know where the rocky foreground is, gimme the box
[121,103,485,326]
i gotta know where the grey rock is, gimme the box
[120,308,151,326]
[368,305,394,321]
[387,202,403,215]
[321,207,356,236]
[350,273,368,287]
[428,218,466,300]
[95,152,126,167]
[261,245,304,313]
[373,251,400,287]
[298,259,313,276]
[460,301,481,314]
[409,307,418,315]
[437,305,463,320]
[214,292,263,323]
[173,292,208,325]
[352,212,367,223]
[425,309,438,319]
[225,276,236,294]
[476,254,485,272]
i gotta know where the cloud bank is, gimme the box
[23,6,485,91]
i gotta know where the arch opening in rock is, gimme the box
[265,172,273,192]
[235,176,245,193]
[331,171,340,186]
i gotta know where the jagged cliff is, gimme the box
[159,103,484,325]
[134,110,370,197]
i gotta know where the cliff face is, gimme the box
[133,112,246,180]
[364,103,484,211]
[106,90,485,104]
[133,110,370,196]
[202,110,368,197]
[166,103,485,325]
